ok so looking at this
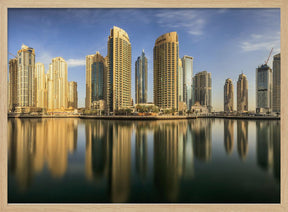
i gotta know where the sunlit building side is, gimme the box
[68,81,78,109]
[107,26,132,113]
[35,62,46,108]
[237,73,248,112]
[17,44,36,107]
[153,32,179,110]
[224,78,234,113]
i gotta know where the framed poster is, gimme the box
[0,0,287,211]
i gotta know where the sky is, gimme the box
[8,8,280,111]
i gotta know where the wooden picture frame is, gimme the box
[0,0,287,211]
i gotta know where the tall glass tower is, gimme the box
[135,50,147,104]
[256,64,273,111]
[85,51,107,109]
[182,56,193,109]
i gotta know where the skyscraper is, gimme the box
[107,26,131,113]
[224,78,234,112]
[17,44,36,107]
[237,73,248,112]
[178,58,183,102]
[68,81,78,108]
[46,63,54,110]
[35,62,46,108]
[85,51,107,109]
[182,55,193,109]
[49,57,68,109]
[153,32,179,110]
[272,53,280,113]
[9,58,18,111]
[256,64,273,113]
[135,50,148,104]
[193,71,212,111]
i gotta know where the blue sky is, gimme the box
[8,8,280,111]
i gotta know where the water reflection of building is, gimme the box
[224,120,234,155]
[272,121,280,181]
[237,120,248,160]
[110,121,133,202]
[181,121,194,178]
[153,120,187,202]
[85,120,108,181]
[256,121,280,181]
[135,124,148,181]
[191,119,212,162]
[84,120,133,202]
[8,118,78,190]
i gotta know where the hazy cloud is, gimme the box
[240,32,280,52]
[155,10,206,36]
[67,58,86,67]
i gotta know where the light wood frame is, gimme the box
[0,0,287,211]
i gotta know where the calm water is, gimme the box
[8,118,280,203]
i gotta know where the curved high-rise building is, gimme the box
[17,44,36,107]
[224,78,234,112]
[237,73,248,112]
[107,26,131,113]
[153,32,179,110]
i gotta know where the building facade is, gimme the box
[35,62,46,108]
[17,44,36,107]
[85,52,107,109]
[47,57,68,110]
[182,55,193,109]
[237,73,248,112]
[107,26,132,113]
[256,64,273,112]
[193,71,212,111]
[9,58,18,111]
[135,50,148,104]
[178,58,183,102]
[153,32,179,110]
[68,81,78,108]
[46,63,54,110]
[224,78,234,112]
[272,53,280,113]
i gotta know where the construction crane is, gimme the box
[9,52,18,59]
[265,47,273,65]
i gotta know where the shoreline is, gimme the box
[7,114,280,120]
